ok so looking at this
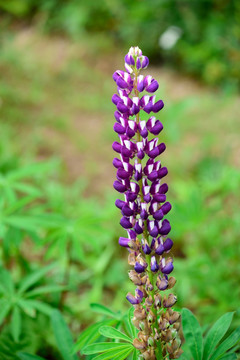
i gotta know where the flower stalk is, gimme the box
[112,47,182,360]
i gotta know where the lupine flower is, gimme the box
[112,46,182,359]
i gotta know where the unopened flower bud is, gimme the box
[133,338,147,350]
[163,294,177,308]
[161,329,172,342]
[168,276,176,289]
[129,270,142,285]
[134,308,147,320]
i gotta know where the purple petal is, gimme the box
[159,219,171,235]
[135,262,146,273]
[115,199,125,209]
[112,141,121,153]
[112,94,120,105]
[161,262,174,275]
[158,167,168,179]
[146,80,159,93]
[120,216,132,229]
[121,204,134,216]
[163,238,173,252]
[126,293,139,305]
[113,122,125,134]
[151,120,163,135]
[119,237,131,247]
[152,100,164,112]
[161,201,172,215]
[113,180,126,193]
[112,158,122,168]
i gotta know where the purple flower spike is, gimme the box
[112,47,180,355]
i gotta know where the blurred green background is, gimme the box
[0,0,240,358]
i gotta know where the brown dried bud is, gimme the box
[133,338,147,350]
[173,321,181,331]
[142,349,155,360]
[161,329,173,342]
[168,277,176,289]
[134,307,147,320]
[128,252,136,266]
[141,275,148,284]
[132,318,141,330]
[154,328,161,340]
[169,312,180,325]
[145,296,153,307]
[147,310,156,324]
[138,331,149,343]
[163,294,177,308]
[154,293,162,308]
[129,270,143,285]
[159,317,168,331]
[145,277,154,291]
[173,348,184,359]
[147,336,154,347]
[167,343,174,354]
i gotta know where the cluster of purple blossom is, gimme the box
[112,47,182,359]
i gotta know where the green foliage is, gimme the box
[0,265,63,341]
[180,309,240,360]
[76,306,138,359]
[51,310,78,360]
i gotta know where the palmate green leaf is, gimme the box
[114,348,133,360]
[99,326,132,343]
[0,267,15,295]
[7,162,55,181]
[0,299,12,326]
[218,354,237,360]
[12,182,42,197]
[51,309,78,360]
[17,264,55,295]
[74,319,117,352]
[25,285,66,298]
[11,306,22,342]
[210,327,240,360]
[82,342,132,355]
[4,196,37,216]
[203,312,234,359]
[92,346,133,360]
[4,215,39,232]
[90,303,121,319]
[132,348,138,360]
[181,308,203,360]
[18,299,53,316]
[17,353,47,360]
[125,307,137,338]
